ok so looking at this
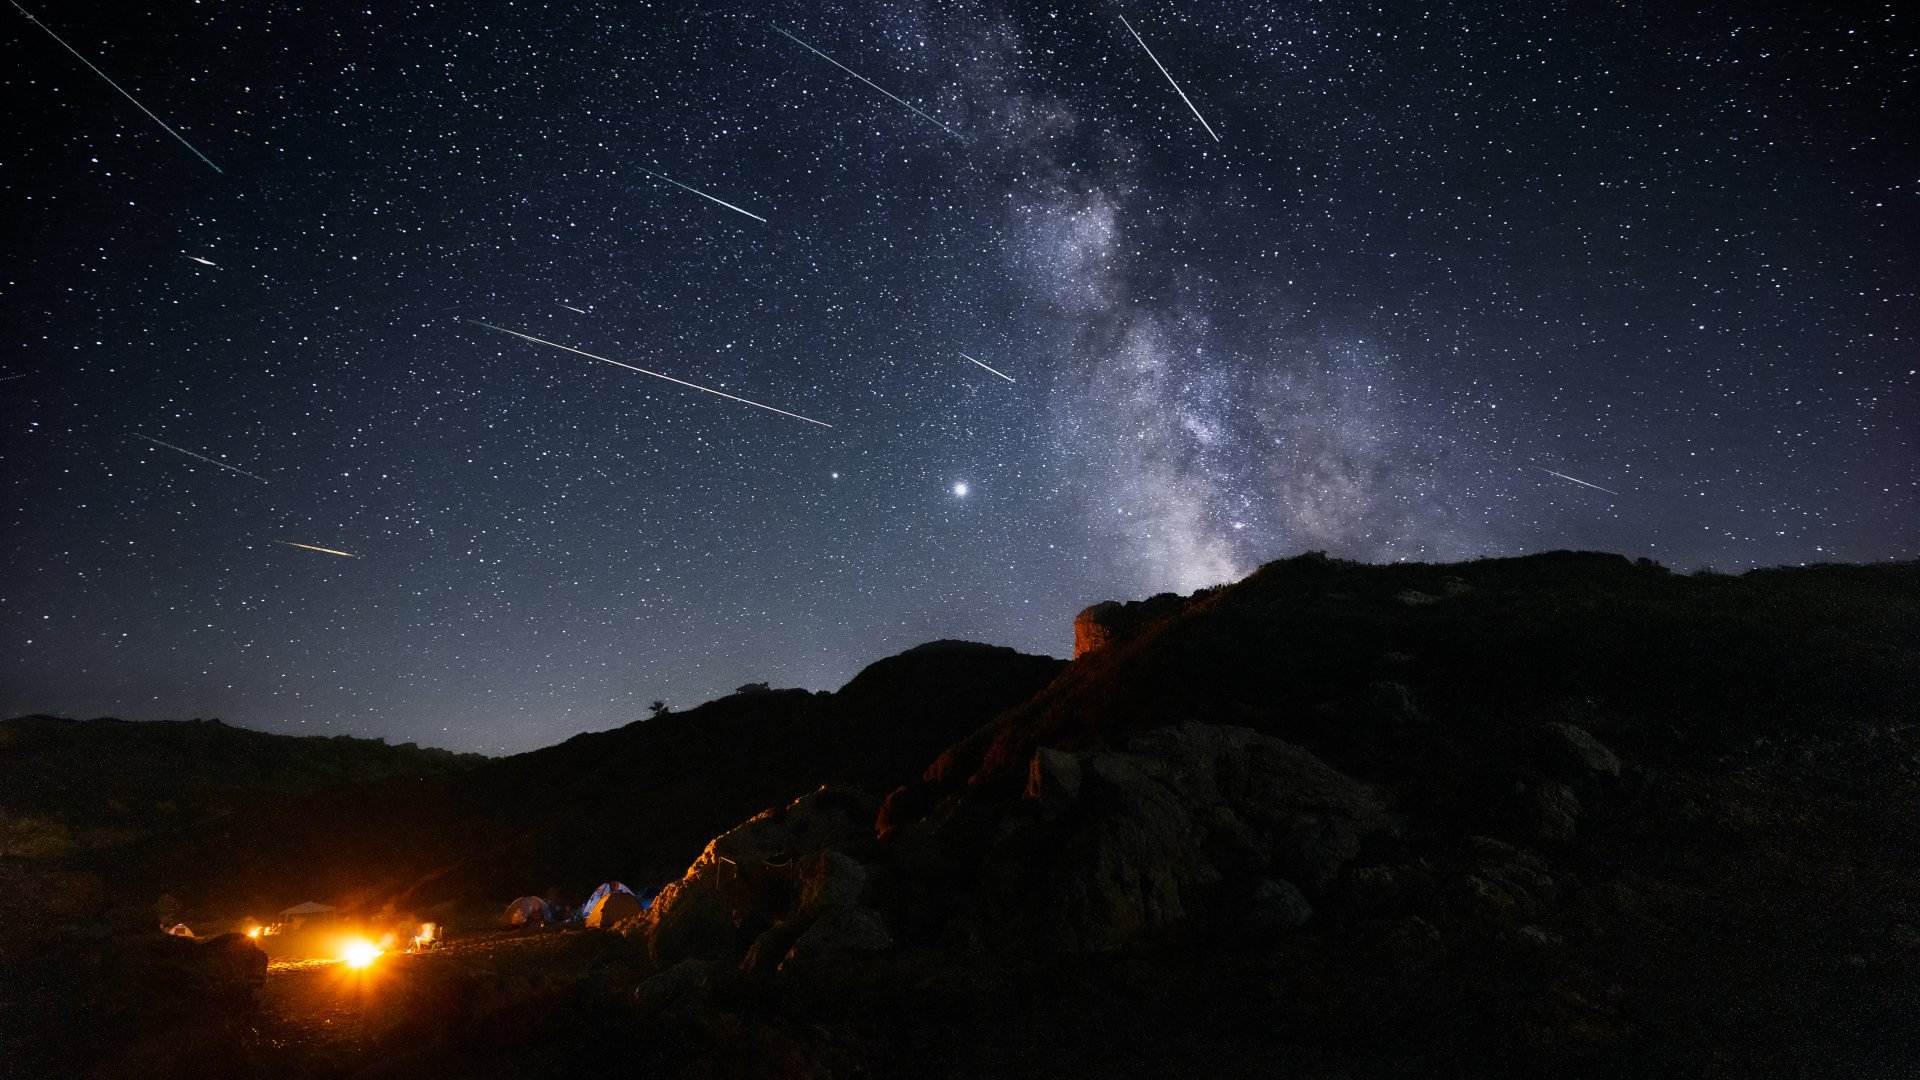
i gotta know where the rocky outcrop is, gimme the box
[640,786,884,970]
[1071,592,1188,658]
[973,722,1390,951]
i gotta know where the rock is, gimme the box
[1025,746,1083,807]
[1365,680,1426,729]
[1510,924,1565,949]
[635,957,713,1010]
[980,723,1387,951]
[1342,863,1437,916]
[1534,721,1622,782]
[780,905,894,968]
[1445,837,1561,926]
[1518,781,1582,845]
[1073,601,1126,657]
[1070,592,1187,658]
[1364,915,1445,972]
[1243,877,1314,937]
[1394,589,1440,606]
[644,786,878,966]
[797,850,870,912]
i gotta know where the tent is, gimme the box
[279,900,337,929]
[504,895,551,928]
[582,882,641,929]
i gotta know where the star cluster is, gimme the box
[2,2,1912,751]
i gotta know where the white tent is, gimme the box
[505,895,552,927]
[279,900,337,928]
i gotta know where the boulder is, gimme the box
[1073,601,1126,657]
[780,905,894,969]
[1242,877,1315,937]
[978,722,1387,951]
[634,958,714,1011]
[643,786,877,967]
[1517,781,1582,845]
[1533,721,1622,782]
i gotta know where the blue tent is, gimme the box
[580,881,636,921]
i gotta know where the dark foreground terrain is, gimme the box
[4,551,1917,1077]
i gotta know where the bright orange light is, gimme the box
[246,926,263,939]
[341,938,382,969]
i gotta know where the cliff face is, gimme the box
[1070,592,1191,658]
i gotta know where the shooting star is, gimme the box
[770,25,960,139]
[186,255,217,267]
[133,433,269,483]
[0,373,28,383]
[276,540,356,559]
[560,304,588,314]
[1532,465,1620,496]
[1117,13,1220,143]
[8,0,224,174]
[959,352,1015,383]
[640,169,767,224]
[467,320,833,429]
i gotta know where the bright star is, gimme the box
[952,481,969,497]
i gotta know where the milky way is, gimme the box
[2,3,1911,751]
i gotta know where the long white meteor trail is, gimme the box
[468,320,833,429]
[640,169,767,224]
[959,352,1015,383]
[1117,14,1220,143]
[9,0,224,174]
[277,540,356,559]
[187,255,217,267]
[133,433,268,483]
[770,25,960,139]
[560,303,588,314]
[1532,465,1620,496]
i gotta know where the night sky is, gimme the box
[3,2,1913,753]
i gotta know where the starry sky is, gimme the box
[3,2,1913,753]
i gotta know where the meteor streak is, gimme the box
[1117,14,1220,143]
[186,255,217,267]
[1532,465,1620,496]
[639,169,767,224]
[133,433,268,483]
[9,0,225,174]
[276,540,356,559]
[959,352,1015,383]
[467,320,833,429]
[560,304,588,314]
[770,25,960,139]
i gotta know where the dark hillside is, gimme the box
[931,552,1920,790]
[117,640,1065,916]
[0,715,481,859]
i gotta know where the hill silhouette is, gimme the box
[0,715,481,859]
[6,552,1919,1078]
[102,639,1066,918]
